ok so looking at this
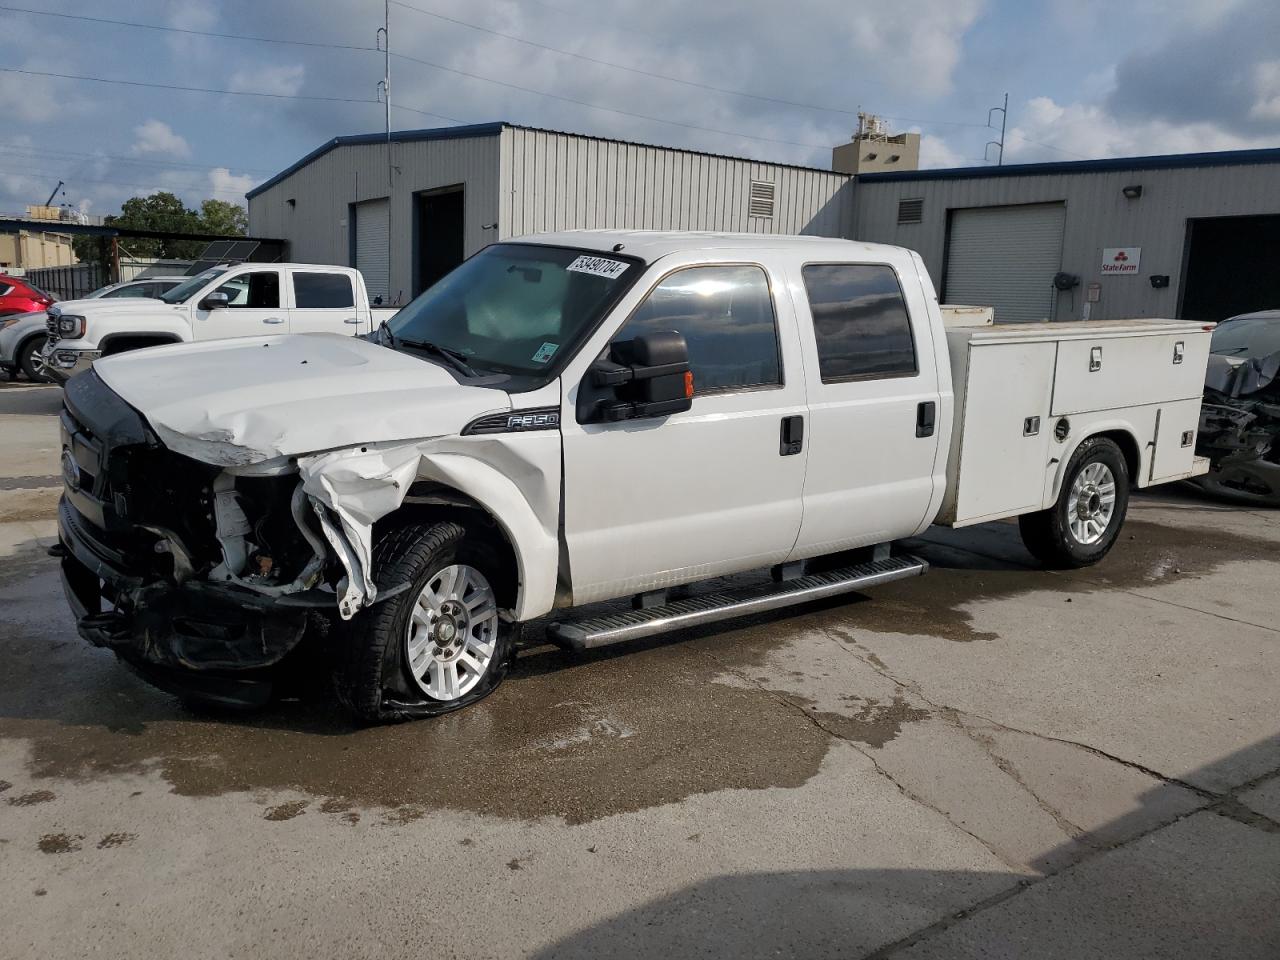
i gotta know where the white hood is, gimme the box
[92,334,512,464]
[55,298,182,320]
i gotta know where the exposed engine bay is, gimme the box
[1195,349,1280,506]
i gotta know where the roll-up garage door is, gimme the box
[945,203,1066,323]
[354,198,389,303]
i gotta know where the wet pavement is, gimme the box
[2,378,1279,959]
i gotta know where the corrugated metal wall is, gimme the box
[498,127,854,240]
[248,135,502,305]
[852,163,1280,320]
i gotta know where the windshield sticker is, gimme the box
[566,255,630,279]
[532,342,559,364]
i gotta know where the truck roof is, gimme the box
[512,229,908,263]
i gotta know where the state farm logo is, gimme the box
[1101,247,1140,275]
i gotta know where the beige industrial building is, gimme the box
[0,206,77,271]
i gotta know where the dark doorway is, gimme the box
[414,186,465,296]
[1180,214,1280,321]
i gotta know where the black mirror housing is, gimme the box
[582,330,694,422]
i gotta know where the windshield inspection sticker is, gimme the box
[566,255,630,279]
[532,342,560,363]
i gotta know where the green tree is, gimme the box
[197,198,248,237]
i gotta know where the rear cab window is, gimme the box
[801,263,918,381]
[293,272,356,309]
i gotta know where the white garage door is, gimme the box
[945,203,1066,323]
[354,198,389,304]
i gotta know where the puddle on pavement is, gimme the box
[1,515,1273,824]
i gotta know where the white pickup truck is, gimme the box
[39,262,397,383]
[53,231,1211,719]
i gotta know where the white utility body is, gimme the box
[38,262,399,383]
[54,231,1212,721]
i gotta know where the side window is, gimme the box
[802,263,918,381]
[615,264,781,393]
[293,272,355,309]
[213,272,279,309]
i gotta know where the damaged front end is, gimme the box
[56,372,383,706]
[1194,351,1280,506]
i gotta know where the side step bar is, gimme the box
[546,554,928,651]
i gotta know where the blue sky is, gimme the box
[1,0,1275,218]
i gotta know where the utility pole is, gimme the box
[376,1,393,304]
[986,92,1008,166]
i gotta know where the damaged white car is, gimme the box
[55,231,1213,720]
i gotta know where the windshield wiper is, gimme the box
[398,337,479,377]
[377,318,397,349]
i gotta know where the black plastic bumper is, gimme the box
[59,497,312,708]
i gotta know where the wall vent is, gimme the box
[897,198,924,224]
[748,180,776,218]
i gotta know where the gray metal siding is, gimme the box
[248,134,501,305]
[946,203,1066,322]
[499,127,854,241]
[852,163,1280,320]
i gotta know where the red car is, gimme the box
[0,274,55,318]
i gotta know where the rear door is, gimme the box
[560,257,808,605]
[193,269,286,340]
[288,269,365,335]
[787,254,944,558]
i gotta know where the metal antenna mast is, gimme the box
[986,92,1008,166]
[376,1,393,304]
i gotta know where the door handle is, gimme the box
[262,316,285,324]
[916,401,936,438]
[343,317,360,325]
[780,415,804,456]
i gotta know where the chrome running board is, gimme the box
[547,554,928,651]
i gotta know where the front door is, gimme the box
[194,269,285,340]
[561,262,808,606]
[787,257,945,557]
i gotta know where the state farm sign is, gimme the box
[1101,247,1141,275]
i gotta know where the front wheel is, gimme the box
[1019,436,1130,568]
[18,338,48,383]
[335,522,513,722]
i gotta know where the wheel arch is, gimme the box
[1046,422,1143,505]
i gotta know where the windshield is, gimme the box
[1210,316,1280,359]
[160,269,227,303]
[387,244,641,376]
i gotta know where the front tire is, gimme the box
[18,337,48,383]
[335,522,513,722]
[1019,436,1130,568]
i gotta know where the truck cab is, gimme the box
[54,231,1210,720]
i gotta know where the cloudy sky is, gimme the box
[1,0,1276,218]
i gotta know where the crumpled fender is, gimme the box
[297,435,560,622]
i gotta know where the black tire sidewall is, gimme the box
[18,338,46,382]
[1052,438,1130,564]
[363,526,512,720]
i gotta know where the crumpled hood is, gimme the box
[93,334,512,464]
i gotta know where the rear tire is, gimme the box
[334,521,513,723]
[17,337,47,383]
[1019,436,1130,568]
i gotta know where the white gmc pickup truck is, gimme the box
[53,231,1212,720]
[39,262,397,383]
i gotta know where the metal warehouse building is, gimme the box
[853,148,1280,323]
[247,122,855,306]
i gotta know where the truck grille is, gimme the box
[45,312,60,343]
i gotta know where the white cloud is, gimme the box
[229,64,305,98]
[917,132,965,169]
[132,120,191,158]
[1005,96,1277,163]
[209,168,257,198]
[1249,61,1280,122]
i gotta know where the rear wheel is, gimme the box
[1019,436,1129,568]
[335,522,513,722]
[17,337,47,383]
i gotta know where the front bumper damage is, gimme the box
[55,372,412,706]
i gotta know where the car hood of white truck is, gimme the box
[55,298,184,320]
[92,333,512,465]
